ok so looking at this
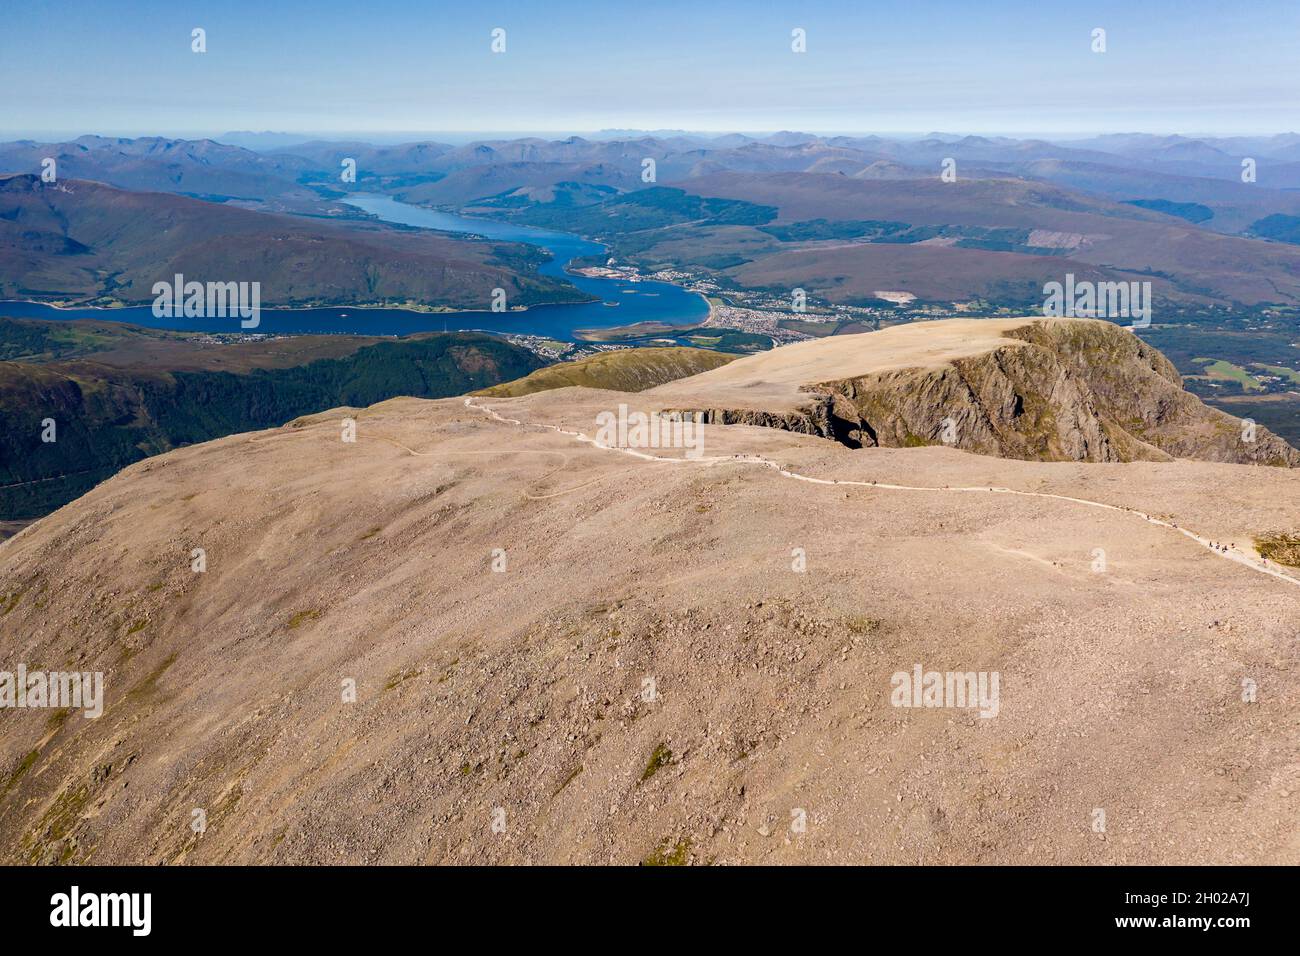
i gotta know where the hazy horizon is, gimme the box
[7,129,1300,146]
[6,0,1300,137]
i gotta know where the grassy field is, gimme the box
[1190,357,1265,391]
[573,321,688,343]
[777,318,842,337]
[1253,363,1300,385]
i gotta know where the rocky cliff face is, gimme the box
[675,320,1299,466]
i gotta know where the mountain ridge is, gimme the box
[648,318,1299,466]
[2,336,1296,863]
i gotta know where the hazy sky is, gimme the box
[5,0,1299,138]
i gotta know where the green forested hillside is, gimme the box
[0,330,544,519]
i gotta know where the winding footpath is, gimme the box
[464,397,1300,590]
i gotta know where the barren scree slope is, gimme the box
[0,342,1297,863]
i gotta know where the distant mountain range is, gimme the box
[0,136,318,208]
[7,130,1300,311]
[10,130,1300,212]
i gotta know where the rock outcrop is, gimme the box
[662,319,1299,466]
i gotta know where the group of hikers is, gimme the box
[1207,541,1268,565]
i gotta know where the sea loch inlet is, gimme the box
[1,195,707,341]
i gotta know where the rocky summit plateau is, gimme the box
[650,317,1300,465]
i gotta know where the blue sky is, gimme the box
[5,0,1299,138]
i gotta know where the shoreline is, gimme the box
[0,296,599,317]
[2,198,710,336]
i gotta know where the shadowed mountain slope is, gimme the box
[0,175,589,310]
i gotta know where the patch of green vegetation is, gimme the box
[0,590,22,616]
[690,329,773,352]
[640,743,673,783]
[383,667,420,692]
[641,837,691,866]
[845,615,883,635]
[485,185,776,234]
[553,765,583,796]
[954,237,1066,256]
[125,652,178,702]
[1192,358,1265,392]
[1253,364,1300,385]
[569,320,684,343]
[24,779,92,864]
[0,333,546,522]
[1124,199,1214,224]
[572,325,773,354]
[209,786,243,829]
[0,318,147,362]
[1248,213,1300,244]
[1,749,40,801]
[125,619,147,635]
[860,223,1041,250]
[778,318,842,337]
[901,433,929,448]
[286,609,321,630]
[760,218,908,242]
[1255,533,1300,567]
